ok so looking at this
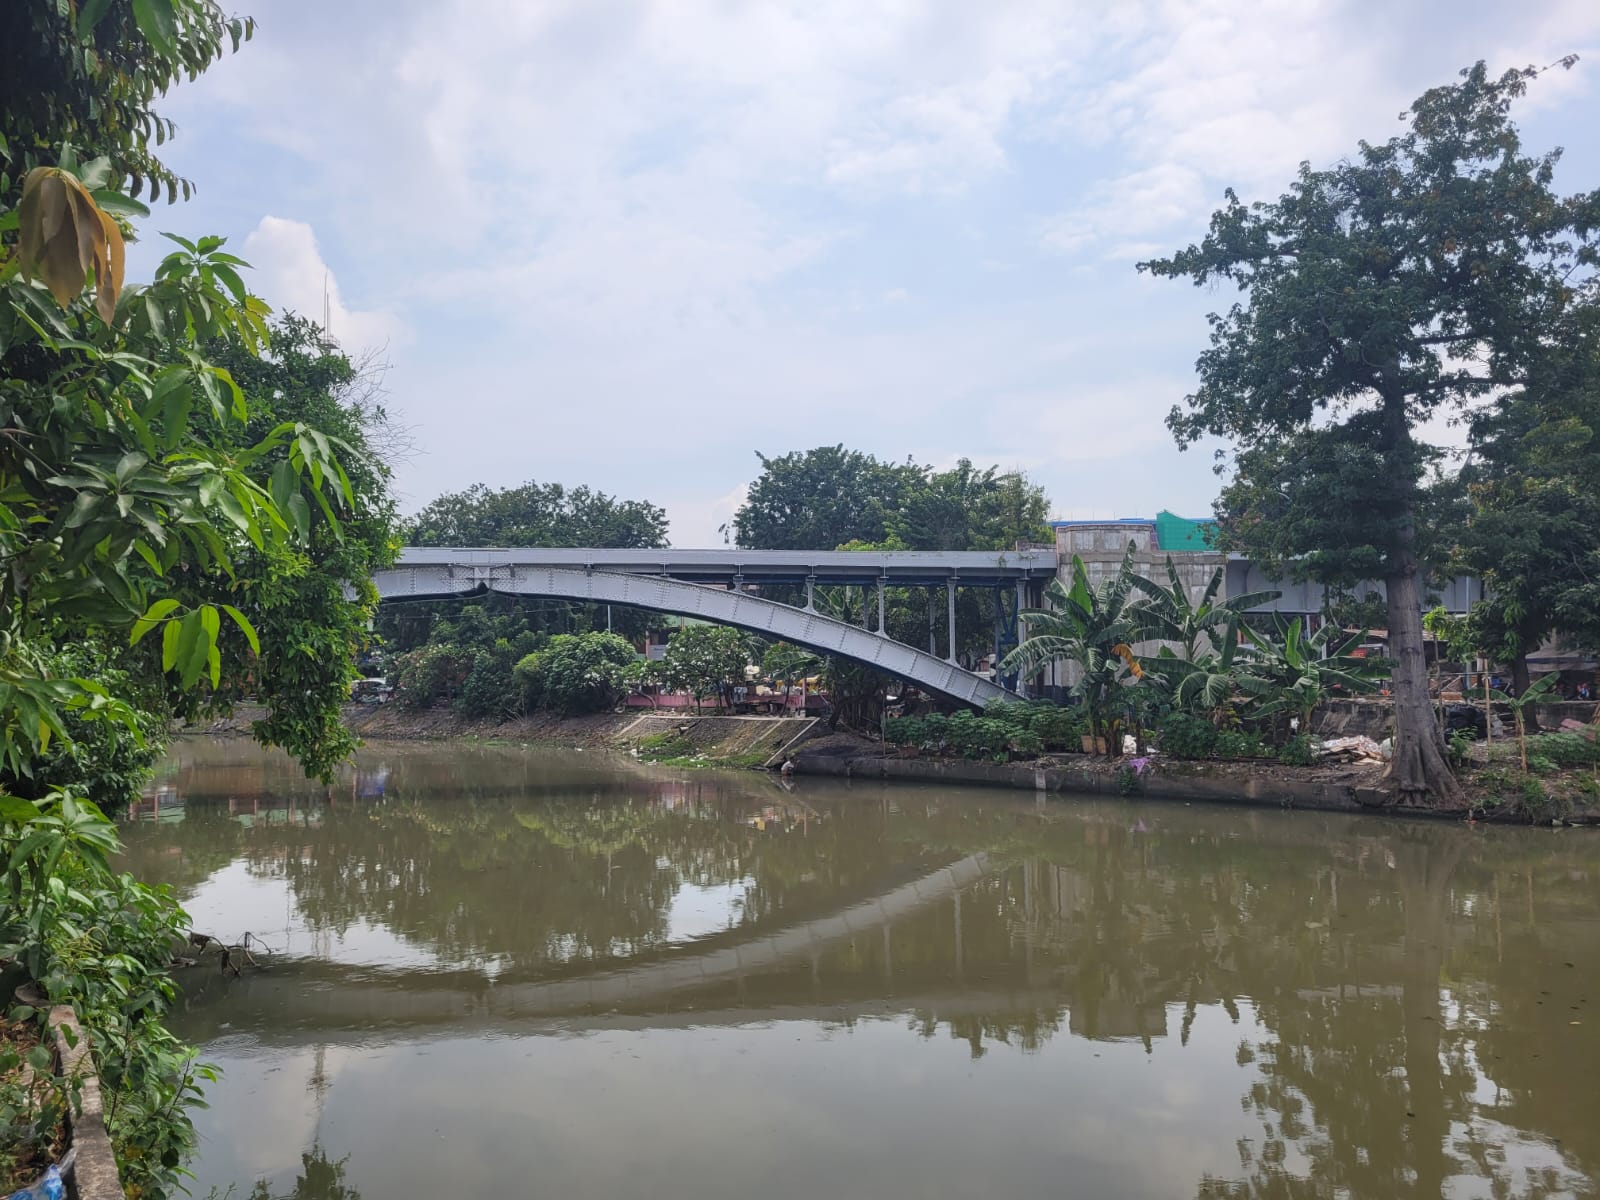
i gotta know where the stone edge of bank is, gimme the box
[48,1005,122,1200]
[791,752,1600,825]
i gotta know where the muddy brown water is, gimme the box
[120,740,1600,1200]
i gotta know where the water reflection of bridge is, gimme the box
[180,852,993,1035]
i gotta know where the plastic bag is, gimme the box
[7,1164,65,1200]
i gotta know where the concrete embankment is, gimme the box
[790,738,1600,825]
[188,703,821,766]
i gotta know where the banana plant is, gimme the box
[1488,672,1562,773]
[1129,557,1281,662]
[1244,619,1385,738]
[1001,543,1146,754]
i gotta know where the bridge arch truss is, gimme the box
[373,560,1020,708]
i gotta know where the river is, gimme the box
[118,739,1600,1200]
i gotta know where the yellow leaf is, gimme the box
[15,167,127,319]
[94,206,125,323]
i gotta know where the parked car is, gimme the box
[351,677,392,704]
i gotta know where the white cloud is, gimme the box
[240,217,406,353]
[158,0,1600,534]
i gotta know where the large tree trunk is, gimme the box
[1385,549,1463,806]
[1510,653,1539,732]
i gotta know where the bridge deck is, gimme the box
[396,546,1058,587]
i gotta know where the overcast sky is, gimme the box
[134,0,1600,545]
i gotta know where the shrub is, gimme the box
[1214,728,1269,759]
[515,632,638,715]
[1277,734,1317,767]
[1030,706,1087,750]
[1522,732,1600,769]
[456,643,525,720]
[1010,729,1044,757]
[391,644,476,709]
[1156,712,1218,759]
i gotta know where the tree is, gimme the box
[198,315,401,777]
[731,445,923,549]
[1139,60,1599,805]
[655,625,751,711]
[1446,316,1600,708]
[1001,544,1146,754]
[0,6,391,1190]
[891,458,1051,550]
[0,0,254,208]
[408,479,667,548]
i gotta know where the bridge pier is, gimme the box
[804,575,816,613]
[876,576,886,635]
[947,576,958,665]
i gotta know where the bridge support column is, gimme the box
[927,589,936,654]
[1015,579,1029,699]
[876,576,886,635]
[804,575,816,613]
[947,577,958,665]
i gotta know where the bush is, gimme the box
[1156,712,1218,759]
[514,632,639,716]
[1522,732,1600,769]
[1215,729,1270,759]
[456,643,524,720]
[1010,729,1044,757]
[1157,712,1269,760]
[391,643,476,709]
[1277,734,1316,767]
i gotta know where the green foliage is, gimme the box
[1246,618,1385,734]
[2,795,213,1199]
[0,1031,69,1193]
[1000,544,1146,753]
[17,643,168,815]
[199,315,401,780]
[1130,557,1280,663]
[408,479,667,549]
[0,8,404,1193]
[514,632,638,716]
[1277,734,1317,767]
[883,702,1083,759]
[455,644,526,721]
[634,732,697,761]
[0,0,255,208]
[1155,712,1270,761]
[1447,339,1600,669]
[391,644,476,710]
[654,625,751,710]
[1487,673,1563,773]
[1520,731,1600,769]
[1156,712,1223,760]
[1447,728,1476,770]
[1141,60,1596,802]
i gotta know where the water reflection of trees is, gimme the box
[246,1147,359,1200]
[124,748,1600,1196]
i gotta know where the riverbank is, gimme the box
[789,730,1600,825]
[186,704,1600,824]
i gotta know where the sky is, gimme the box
[133,0,1600,546]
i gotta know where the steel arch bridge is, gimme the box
[370,547,1060,708]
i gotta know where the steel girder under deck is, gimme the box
[372,562,1015,708]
